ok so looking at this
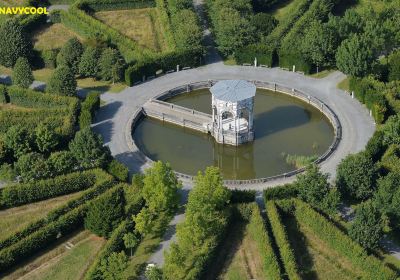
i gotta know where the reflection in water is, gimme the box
[133,89,334,179]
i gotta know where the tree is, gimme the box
[34,123,59,154]
[3,125,35,159]
[69,128,110,169]
[0,19,32,67]
[296,164,339,215]
[12,57,33,88]
[79,46,101,77]
[373,172,400,217]
[15,152,50,182]
[388,50,400,82]
[142,161,181,213]
[123,232,138,257]
[47,66,77,96]
[99,48,124,83]
[381,114,400,146]
[56,37,83,74]
[336,152,377,201]
[84,187,125,238]
[99,251,128,280]
[349,201,383,250]
[250,13,277,41]
[302,20,338,68]
[145,265,163,280]
[336,34,374,77]
[47,151,76,176]
[172,10,203,51]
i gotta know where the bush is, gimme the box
[293,199,397,280]
[365,130,387,162]
[78,0,155,11]
[98,48,125,83]
[0,170,98,208]
[230,189,255,203]
[40,49,59,68]
[79,91,100,128]
[3,125,35,159]
[47,66,77,97]
[15,152,50,182]
[84,185,125,238]
[47,151,77,176]
[12,57,34,88]
[79,46,101,77]
[264,184,299,201]
[107,159,129,182]
[266,200,301,280]
[56,37,83,74]
[235,44,275,66]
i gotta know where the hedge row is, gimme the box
[230,189,256,203]
[264,183,299,201]
[293,199,398,280]
[246,203,282,280]
[84,220,130,280]
[124,48,202,85]
[77,0,155,11]
[0,169,114,251]
[0,205,87,272]
[61,6,157,63]
[266,200,301,280]
[79,92,100,128]
[0,170,98,208]
[107,159,129,182]
[235,44,275,67]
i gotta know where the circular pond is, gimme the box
[133,88,335,180]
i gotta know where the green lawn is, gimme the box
[337,76,350,91]
[32,23,82,51]
[95,8,169,52]
[310,69,335,79]
[24,234,105,280]
[0,192,83,240]
[283,215,364,279]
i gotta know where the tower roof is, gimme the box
[210,80,256,102]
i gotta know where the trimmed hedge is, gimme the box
[107,159,129,182]
[84,220,130,280]
[230,189,256,203]
[78,0,155,11]
[0,205,87,272]
[79,91,100,128]
[235,44,275,66]
[264,184,299,201]
[293,199,397,280]
[266,200,301,280]
[0,170,98,208]
[0,169,114,251]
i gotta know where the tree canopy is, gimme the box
[12,57,33,88]
[47,66,77,97]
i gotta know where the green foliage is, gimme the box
[47,66,77,97]
[145,266,163,280]
[0,170,98,208]
[388,50,400,81]
[123,232,138,256]
[0,85,7,104]
[0,19,32,67]
[171,9,203,51]
[365,130,387,162]
[12,57,34,88]
[3,125,35,159]
[163,167,231,280]
[373,172,400,223]
[40,49,59,68]
[230,189,255,203]
[107,159,129,182]
[0,164,16,182]
[295,164,339,215]
[336,152,377,201]
[84,221,130,280]
[250,13,277,41]
[349,201,383,250]
[47,151,77,176]
[15,152,50,182]
[34,123,59,154]
[293,199,397,280]
[84,185,125,238]
[264,184,299,201]
[0,205,87,273]
[79,91,100,128]
[56,37,84,74]
[379,144,400,174]
[69,128,110,169]
[266,200,300,280]
[99,48,125,83]
[78,0,155,11]
[123,182,144,216]
[99,251,128,280]
[381,114,400,146]
[336,34,374,77]
[235,44,275,66]
[79,46,101,77]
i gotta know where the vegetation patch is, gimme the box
[32,23,82,51]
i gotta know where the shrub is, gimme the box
[264,184,298,201]
[365,130,387,162]
[78,0,155,11]
[0,85,7,104]
[56,37,84,74]
[34,123,60,154]
[98,48,125,83]
[266,200,301,280]
[388,50,400,82]
[3,125,35,159]
[12,57,34,88]
[79,46,101,77]
[47,66,77,97]
[40,49,59,68]
[47,151,77,176]
[107,159,129,182]
[15,152,50,182]
[84,185,125,238]
[293,199,397,280]
[0,170,98,208]
[79,91,100,128]
[235,44,275,66]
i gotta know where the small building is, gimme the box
[210,80,256,146]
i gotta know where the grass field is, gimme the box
[337,77,350,91]
[283,215,364,279]
[218,221,266,280]
[32,23,82,51]
[310,69,335,79]
[0,192,83,240]
[94,8,168,52]
[22,233,105,280]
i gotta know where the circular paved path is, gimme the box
[92,64,375,190]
